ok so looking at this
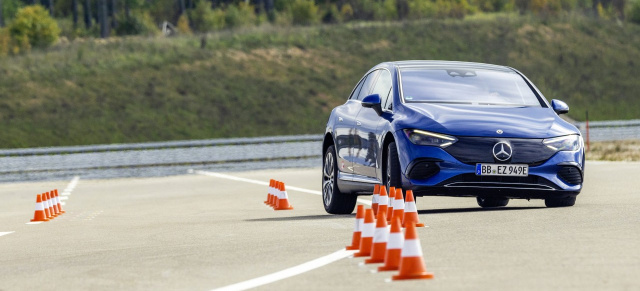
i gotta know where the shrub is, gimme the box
[177,14,192,35]
[291,0,320,25]
[9,5,60,49]
[408,0,437,19]
[322,4,343,23]
[340,3,355,21]
[225,2,256,28]
[0,28,10,56]
[190,1,226,32]
[631,0,640,24]
[115,11,160,36]
[373,0,399,21]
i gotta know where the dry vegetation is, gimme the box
[587,140,640,161]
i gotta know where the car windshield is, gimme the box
[399,67,543,107]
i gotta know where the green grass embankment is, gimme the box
[1,14,639,148]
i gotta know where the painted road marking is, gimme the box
[0,231,14,237]
[193,170,372,206]
[210,249,355,291]
[25,222,43,225]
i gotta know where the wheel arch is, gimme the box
[322,133,335,160]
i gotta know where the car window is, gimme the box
[400,67,542,107]
[371,70,393,110]
[348,77,366,101]
[355,70,379,101]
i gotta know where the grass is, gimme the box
[0,14,639,148]
[588,140,640,161]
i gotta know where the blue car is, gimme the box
[322,61,585,214]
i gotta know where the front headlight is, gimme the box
[543,135,581,151]
[403,129,458,148]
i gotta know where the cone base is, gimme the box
[377,265,399,272]
[364,258,384,264]
[403,223,425,228]
[274,205,294,210]
[392,272,434,280]
[30,218,49,222]
[353,252,371,258]
[345,245,360,250]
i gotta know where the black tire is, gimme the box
[477,197,509,208]
[545,196,576,207]
[322,145,357,214]
[385,142,402,191]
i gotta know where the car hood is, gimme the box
[398,103,579,138]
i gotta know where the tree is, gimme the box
[83,0,92,28]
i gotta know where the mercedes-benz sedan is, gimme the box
[321,61,584,214]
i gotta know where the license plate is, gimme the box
[476,163,528,177]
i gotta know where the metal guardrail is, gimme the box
[0,134,323,157]
[575,119,640,142]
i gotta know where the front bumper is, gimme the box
[395,131,584,199]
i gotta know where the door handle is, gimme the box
[356,121,362,126]
[338,117,343,122]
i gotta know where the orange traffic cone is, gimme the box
[274,182,293,210]
[353,209,375,257]
[392,222,434,280]
[402,190,425,227]
[372,184,380,215]
[54,190,65,214]
[346,205,365,250]
[390,188,405,223]
[31,194,49,222]
[378,217,404,271]
[267,180,278,208]
[47,192,57,217]
[51,190,61,216]
[265,179,275,205]
[387,187,396,223]
[377,186,389,220]
[365,210,389,264]
[43,192,53,219]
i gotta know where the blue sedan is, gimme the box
[322,61,585,214]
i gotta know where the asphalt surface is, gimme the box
[0,161,639,290]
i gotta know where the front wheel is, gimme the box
[477,197,509,208]
[545,196,576,207]
[322,145,357,214]
[385,142,402,191]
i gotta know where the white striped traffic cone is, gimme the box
[346,205,365,250]
[392,222,434,280]
[31,194,49,222]
[402,190,425,227]
[372,184,380,215]
[365,210,389,264]
[390,188,404,223]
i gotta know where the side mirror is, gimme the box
[362,94,382,116]
[551,99,569,115]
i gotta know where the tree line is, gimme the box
[0,0,638,51]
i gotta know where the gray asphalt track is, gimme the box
[0,161,638,290]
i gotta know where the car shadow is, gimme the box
[417,206,545,215]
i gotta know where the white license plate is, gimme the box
[475,163,528,177]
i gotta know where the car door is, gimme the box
[333,70,378,178]
[353,69,392,181]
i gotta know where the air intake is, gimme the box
[558,166,583,185]
[408,161,440,180]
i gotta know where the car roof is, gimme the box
[378,60,512,71]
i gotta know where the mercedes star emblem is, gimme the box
[493,142,513,161]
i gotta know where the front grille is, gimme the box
[408,161,440,180]
[444,137,557,166]
[558,166,582,185]
[437,173,560,190]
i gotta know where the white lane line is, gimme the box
[25,222,43,225]
[193,170,371,206]
[210,249,355,291]
[0,231,15,237]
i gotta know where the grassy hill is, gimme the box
[1,14,639,148]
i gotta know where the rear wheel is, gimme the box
[545,196,576,207]
[477,197,509,208]
[385,142,402,191]
[322,145,357,214]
